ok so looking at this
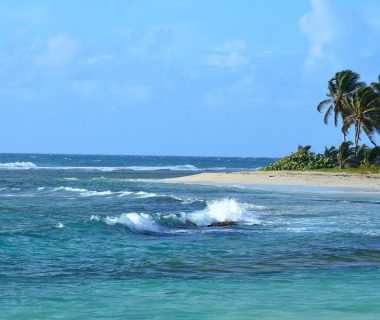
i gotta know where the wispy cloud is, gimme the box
[35,34,79,68]
[298,0,336,66]
[205,40,249,69]
[299,0,380,70]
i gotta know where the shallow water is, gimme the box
[1,154,379,319]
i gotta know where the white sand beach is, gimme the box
[165,171,380,190]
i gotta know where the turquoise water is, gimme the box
[1,154,380,319]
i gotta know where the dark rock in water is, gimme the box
[208,221,238,227]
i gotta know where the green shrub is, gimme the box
[263,146,335,171]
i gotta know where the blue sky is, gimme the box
[1,0,379,156]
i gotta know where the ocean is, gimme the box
[1,153,380,319]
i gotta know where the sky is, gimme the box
[1,0,380,157]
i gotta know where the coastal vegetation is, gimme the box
[263,70,380,172]
[263,143,380,171]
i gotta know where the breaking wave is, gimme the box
[104,213,161,233]
[92,198,263,233]
[187,198,262,226]
[135,191,157,198]
[0,162,38,170]
[52,186,112,197]
[49,187,197,202]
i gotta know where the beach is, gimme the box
[166,170,380,190]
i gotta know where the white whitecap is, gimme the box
[0,162,38,170]
[64,177,79,181]
[80,190,113,197]
[56,222,65,228]
[105,213,160,233]
[187,198,261,226]
[53,186,88,192]
[117,191,133,197]
[135,191,157,198]
[53,186,113,197]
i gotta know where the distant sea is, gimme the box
[1,153,380,319]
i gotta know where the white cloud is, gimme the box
[35,34,79,68]
[299,0,380,69]
[298,0,336,65]
[205,40,249,68]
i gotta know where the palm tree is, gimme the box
[297,145,312,153]
[317,70,364,141]
[324,146,338,165]
[362,146,380,167]
[337,141,356,169]
[356,144,369,164]
[342,86,380,150]
[372,75,380,94]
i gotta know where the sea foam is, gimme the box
[53,186,112,197]
[187,198,261,226]
[135,191,157,198]
[105,213,161,233]
[0,162,38,170]
[95,198,262,233]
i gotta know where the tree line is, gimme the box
[317,70,380,151]
[264,70,380,171]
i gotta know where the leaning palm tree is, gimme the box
[317,70,364,141]
[342,86,380,151]
[372,75,380,94]
[337,141,356,169]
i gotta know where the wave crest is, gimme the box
[187,198,261,226]
[0,162,38,170]
[93,198,263,234]
[105,213,160,233]
[53,186,112,197]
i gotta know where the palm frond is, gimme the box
[323,105,333,124]
[317,99,332,112]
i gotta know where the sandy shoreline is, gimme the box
[164,171,380,190]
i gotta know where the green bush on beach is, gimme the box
[263,146,335,171]
[263,143,380,171]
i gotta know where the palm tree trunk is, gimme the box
[354,122,361,154]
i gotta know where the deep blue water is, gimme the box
[1,154,380,319]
